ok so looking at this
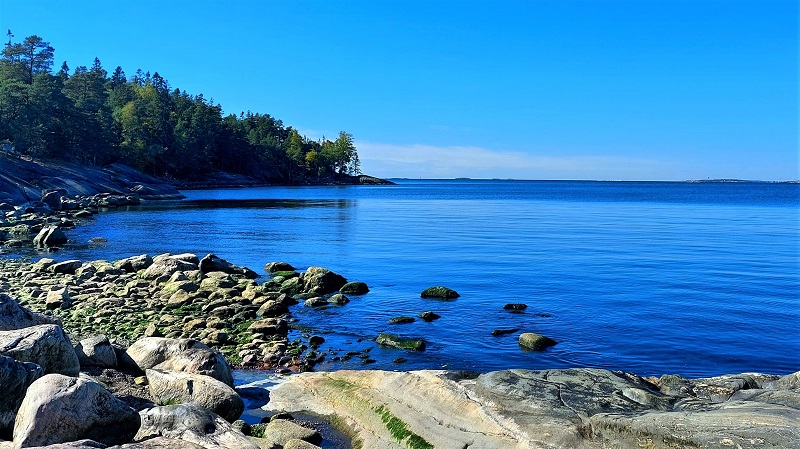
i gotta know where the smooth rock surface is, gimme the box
[135,403,258,449]
[0,355,43,434]
[13,374,140,447]
[0,294,60,331]
[125,338,233,386]
[0,324,79,376]
[75,336,118,368]
[145,369,244,423]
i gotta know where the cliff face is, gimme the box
[0,156,184,205]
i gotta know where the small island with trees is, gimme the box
[0,34,387,187]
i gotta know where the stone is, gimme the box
[375,333,425,351]
[283,440,321,449]
[115,254,153,272]
[264,262,295,273]
[256,300,289,318]
[388,316,415,324]
[13,374,140,447]
[0,293,60,331]
[518,332,557,350]
[46,286,71,310]
[50,260,83,275]
[303,297,328,307]
[146,369,244,423]
[339,281,369,295]
[199,254,258,279]
[256,419,322,448]
[125,337,233,386]
[140,257,197,281]
[302,267,347,295]
[0,355,43,433]
[75,335,118,368]
[417,311,441,322]
[33,226,68,247]
[503,303,528,311]
[492,328,519,336]
[248,319,287,337]
[327,294,349,305]
[0,324,80,375]
[135,403,259,449]
[420,286,459,300]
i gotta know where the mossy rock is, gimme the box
[420,286,459,300]
[518,332,557,350]
[339,281,369,295]
[389,316,415,324]
[376,333,425,351]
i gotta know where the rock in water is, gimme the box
[339,281,369,295]
[0,324,80,375]
[518,332,557,350]
[33,225,68,247]
[146,368,244,423]
[375,333,426,351]
[13,374,140,447]
[302,266,347,295]
[420,286,460,300]
[136,403,258,449]
[264,261,295,273]
[0,355,43,433]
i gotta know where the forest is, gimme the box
[0,35,361,183]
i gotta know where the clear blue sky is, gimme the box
[1,0,797,180]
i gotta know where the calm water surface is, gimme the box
[21,180,800,377]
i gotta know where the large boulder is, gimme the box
[115,254,153,273]
[75,335,118,368]
[13,374,140,447]
[33,226,68,247]
[0,324,79,376]
[0,294,60,331]
[518,332,557,351]
[125,338,233,386]
[135,403,258,449]
[50,260,82,275]
[254,419,322,449]
[140,257,197,281]
[0,355,43,434]
[264,262,295,273]
[302,267,347,295]
[146,369,244,423]
[199,254,257,279]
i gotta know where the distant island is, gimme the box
[0,35,385,187]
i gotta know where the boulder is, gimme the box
[75,336,118,368]
[375,333,425,351]
[302,267,347,295]
[146,369,244,422]
[418,311,441,322]
[248,318,287,337]
[420,286,459,300]
[41,189,66,211]
[503,303,528,311]
[339,281,369,295]
[50,260,82,275]
[255,419,322,448]
[282,440,321,449]
[46,286,71,310]
[135,403,258,449]
[518,332,557,351]
[199,254,257,279]
[125,337,233,386]
[0,355,43,433]
[115,254,153,273]
[327,294,349,305]
[264,262,295,273]
[140,258,197,281]
[0,293,60,331]
[33,226,68,247]
[0,324,79,375]
[13,374,140,447]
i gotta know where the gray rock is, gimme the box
[135,403,258,449]
[256,419,322,448]
[126,337,233,386]
[264,262,295,273]
[518,332,557,350]
[115,254,153,273]
[0,324,79,375]
[46,286,71,310]
[75,335,118,368]
[146,369,244,422]
[248,318,287,337]
[199,254,257,279]
[339,281,369,295]
[13,439,107,448]
[0,355,43,433]
[33,226,68,247]
[327,294,349,305]
[13,374,140,447]
[0,293,60,331]
[282,439,321,449]
[302,267,347,295]
[140,257,197,281]
[112,437,206,448]
[50,260,82,275]
[420,286,459,300]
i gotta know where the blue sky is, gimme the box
[1,1,796,180]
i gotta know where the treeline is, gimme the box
[0,35,360,182]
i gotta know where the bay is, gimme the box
[31,180,800,377]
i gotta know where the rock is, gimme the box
[115,437,207,448]
[308,335,325,346]
[282,439,321,449]
[339,281,369,295]
[75,335,118,368]
[248,319,287,337]
[264,262,295,273]
[146,369,245,423]
[256,419,322,448]
[303,297,328,307]
[302,267,347,295]
[135,403,259,449]
[267,368,800,449]
[5,439,107,448]
[256,300,289,318]
[327,294,349,305]
[375,333,425,351]
[518,332,557,350]
[140,257,197,281]
[199,254,258,279]
[420,286,459,300]
[115,254,153,272]
[46,286,71,310]
[0,355,43,433]
[33,226,68,247]
[13,374,140,447]
[388,316,415,324]
[50,260,82,275]
[491,328,519,336]
[31,257,57,272]
[0,324,80,375]
[503,303,527,311]
[41,189,66,210]
[417,311,441,322]
[0,293,60,331]
[125,337,233,386]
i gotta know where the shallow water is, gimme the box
[18,180,800,377]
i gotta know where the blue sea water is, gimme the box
[25,180,800,377]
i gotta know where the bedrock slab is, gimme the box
[265,368,800,449]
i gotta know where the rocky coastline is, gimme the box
[0,173,797,448]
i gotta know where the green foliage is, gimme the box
[0,34,362,183]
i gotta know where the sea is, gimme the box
[12,180,800,378]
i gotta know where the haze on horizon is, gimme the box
[1,0,796,181]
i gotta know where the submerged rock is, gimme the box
[375,333,425,351]
[420,286,460,300]
[518,332,557,351]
